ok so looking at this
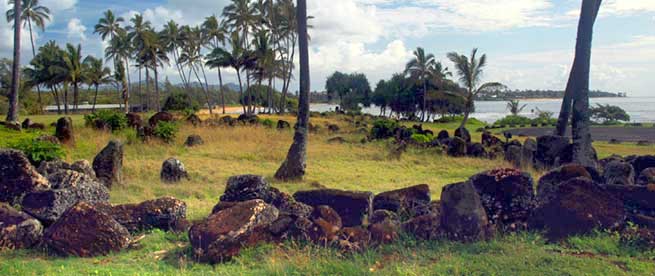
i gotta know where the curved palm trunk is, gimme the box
[73,83,79,112]
[7,0,21,122]
[218,68,225,114]
[459,94,473,129]
[266,77,273,114]
[199,63,213,115]
[124,57,131,113]
[154,65,160,112]
[145,67,150,112]
[27,19,43,113]
[275,0,310,181]
[93,84,99,112]
[571,0,602,167]
[52,86,61,115]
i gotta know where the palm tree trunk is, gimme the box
[218,68,225,114]
[571,0,602,167]
[124,57,130,113]
[93,84,99,112]
[145,67,150,112]
[279,35,296,114]
[199,63,213,115]
[236,69,246,114]
[459,95,473,129]
[63,85,69,115]
[6,0,21,122]
[266,77,273,114]
[154,65,160,112]
[27,19,43,113]
[138,67,142,110]
[52,86,61,115]
[555,65,576,136]
[275,0,310,181]
[73,83,79,112]
[422,81,427,121]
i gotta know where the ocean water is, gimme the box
[310,97,655,124]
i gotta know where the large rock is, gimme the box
[277,120,291,130]
[93,140,124,187]
[189,200,278,263]
[0,203,43,250]
[454,127,471,143]
[436,130,450,142]
[505,145,522,167]
[43,201,131,257]
[604,184,655,214]
[447,137,467,157]
[294,189,373,227]
[637,168,655,185]
[467,143,487,158]
[402,213,442,240]
[529,177,625,240]
[0,149,50,204]
[160,158,189,183]
[521,138,537,168]
[184,135,204,147]
[369,220,399,244]
[372,184,430,216]
[104,197,188,233]
[603,161,635,186]
[148,112,174,127]
[220,175,279,204]
[55,117,74,144]
[469,169,535,231]
[126,113,142,128]
[22,170,110,225]
[630,156,655,182]
[536,164,596,206]
[336,227,371,252]
[440,182,492,242]
[482,131,503,147]
[535,135,570,169]
[37,159,96,179]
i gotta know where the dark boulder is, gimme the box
[336,227,371,252]
[521,138,537,168]
[536,164,596,206]
[38,160,96,179]
[160,158,190,183]
[137,125,154,141]
[0,149,50,204]
[372,184,430,216]
[294,189,373,227]
[220,175,278,204]
[21,118,33,129]
[148,112,174,127]
[535,135,570,169]
[467,143,487,158]
[307,205,342,243]
[276,120,291,130]
[43,201,131,257]
[93,140,124,188]
[505,145,522,167]
[441,182,492,242]
[637,168,655,185]
[402,213,442,240]
[604,184,655,214]
[55,117,74,144]
[454,127,471,143]
[603,161,635,186]
[184,135,204,147]
[469,168,535,231]
[369,220,399,244]
[186,114,202,126]
[437,130,450,142]
[126,113,142,128]
[529,177,625,240]
[189,199,278,263]
[237,114,259,125]
[219,116,236,126]
[369,209,399,225]
[630,156,655,182]
[106,197,188,233]
[0,203,43,250]
[22,170,110,225]
[481,131,502,147]
[447,137,467,157]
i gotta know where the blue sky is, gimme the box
[1,0,654,96]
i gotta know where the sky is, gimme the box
[0,0,654,96]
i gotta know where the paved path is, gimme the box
[505,127,655,142]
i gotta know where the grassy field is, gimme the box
[1,113,654,275]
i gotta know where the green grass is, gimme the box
[1,113,654,275]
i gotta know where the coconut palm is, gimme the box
[405,47,437,121]
[507,100,527,116]
[6,0,21,122]
[137,30,169,112]
[447,48,505,128]
[251,30,277,113]
[161,20,189,89]
[94,10,125,41]
[127,14,152,111]
[202,15,227,114]
[6,0,51,110]
[105,31,132,112]
[180,25,215,114]
[60,44,84,112]
[83,56,112,112]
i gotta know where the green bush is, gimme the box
[84,110,128,131]
[370,119,399,140]
[162,93,199,112]
[411,133,434,144]
[153,121,179,143]
[262,119,274,128]
[10,138,65,165]
[495,115,533,126]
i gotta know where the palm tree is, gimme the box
[447,48,505,129]
[127,14,151,107]
[251,30,277,113]
[138,30,169,112]
[161,20,189,89]
[83,56,112,112]
[405,47,436,121]
[60,44,83,112]
[275,0,309,180]
[202,15,227,114]
[507,100,527,116]
[180,26,216,114]
[94,10,125,42]
[105,31,132,112]
[6,0,21,122]
[6,0,51,110]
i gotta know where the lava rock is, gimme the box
[148,112,174,127]
[369,220,400,244]
[55,117,74,144]
[637,168,655,185]
[505,145,522,167]
[184,135,204,147]
[603,161,635,186]
[336,227,371,252]
[186,114,202,126]
[482,131,503,147]
[467,143,487,158]
[107,197,188,233]
[437,130,450,142]
[294,189,373,227]
[536,164,596,206]
[189,199,278,263]
[630,156,655,182]
[0,149,50,204]
[126,113,142,128]
[93,140,124,188]
[402,213,442,240]
[160,158,190,183]
[0,203,43,250]
[369,209,400,225]
[237,114,259,125]
[447,137,467,157]
[43,201,131,257]
[372,184,431,216]
[441,181,492,242]
[220,175,278,204]
[454,127,471,143]
[277,120,291,130]
[535,135,570,169]
[521,138,537,168]
[604,184,655,213]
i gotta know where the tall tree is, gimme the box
[82,55,112,112]
[275,0,309,180]
[447,48,504,129]
[6,0,51,110]
[105,31,131,112]
[202,15,227,114]
[138,30,169,112]
[59,44,83,112]
[180,26,215,114]
[161,20,189,90]
[94,10,126,110]
[6,0,21,122]
[405,47,436,121]
[570,0,603,167]
[127,14,152,112]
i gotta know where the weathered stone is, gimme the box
[372,184,430,216]
[530,177,625,240]
[469,168,535,231]
[0,203,43,250]
[441,181,492,242]
[369,220,399,244]
[402,213,442,240]
[604,161,635,186]
[276,120,291,130]
[437,130,450,142]
[36,135,60,145]
[22,170,110,225]
[604,184,655,213]
[43,201,131,257]
[308,205,342,243]
[186,114,201,126]
[630,156,655,183]
[0,149,49,204]
[160,158,190,183]
[184,135,204,147]
[126,113,142,128]
[93,140,124,187]
[467,143,487,158]
[521,138,537,168]
[219,116,236,126]
[369,209,400,225]
[535,135,570,169]
[447,137,467,157]
[482,131,502,147]
[189,200,278,263]
[336,227,371,252]
[220,175,278,204]
[536,164,595,206]
[21,118,33,129]
[454,127,471,143]
[637,168,655,185]
[148,112,174,127]
[294,189,373,227]
[107,197,188,233]
[505,145,522,167]
[237,114,259,125]
[55,117,74,144]
[70,160,96,179]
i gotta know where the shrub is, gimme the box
[163,93,199,112]
[84,110,128,131]
[153,121,179,143]
[262,119,274,128]
[10,138,65,165]
[411,133,434,144]
[591,104,630,124]
[370,119,399,140]
[495,115,533,127]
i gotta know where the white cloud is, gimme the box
[603,0,655,14]
[41,0,77,12]
[67,18,87,41]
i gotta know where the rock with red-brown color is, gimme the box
[638,168,655,185]
[369,209,399,225]
[43,201,131,257]
[372,184,430,217]
[0,203,43,250]
[447,137,467,157]
[93,140,123,188]
[369,220,399,244]
[630,156,655,182]
[55,117,74,145]
[441,181,493,242]
[603,161,635,186]
[126,113,142,128]
[337,227,371,252]
[294,189,373,227]
[530,177,625,241]
[189,199,278,263]
[482,131,503,147]
[402,213,442,240]
[537,164,597,206]
[220,175,279,204]
[469,168,535,231]
[107,197,188,233]
[148,112,174,127]
[0,149,50,204]
[604,184,655,214]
